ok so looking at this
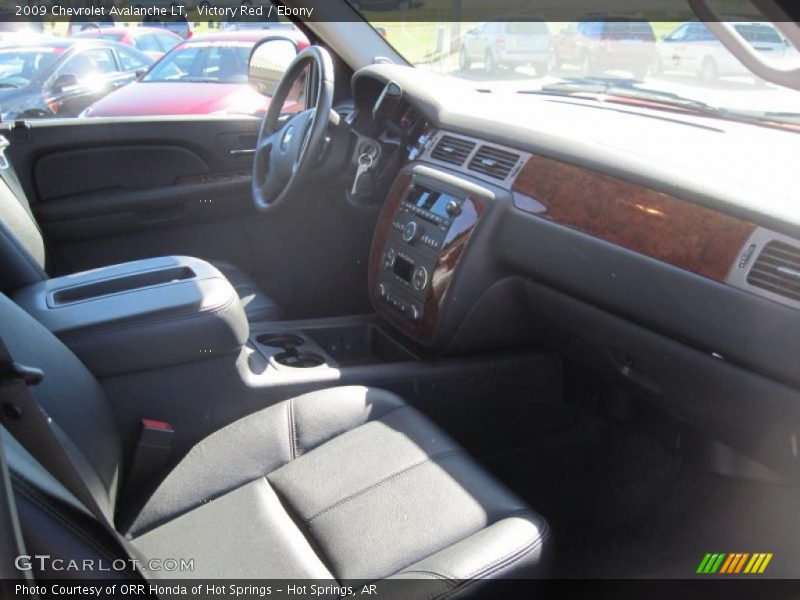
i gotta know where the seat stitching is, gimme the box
[395,570,458,585]
[436,523,551,599]
[440,541,547,599]
[462,521,550,579]
[411,524,550,600]
[290,403,407,458]
[287,398,298,461]
[306,449,463,524]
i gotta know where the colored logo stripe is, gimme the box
[720,553,749,573]
[697,553,726,574]
[744,553,774,574]
[697,553,773,574]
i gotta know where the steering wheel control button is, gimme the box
[384,248,396,270]
[403,221,422,244]
[412,266,429,291]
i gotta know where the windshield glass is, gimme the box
[143,42,252,84]
[0,48,61,87]
[354,13,800,128]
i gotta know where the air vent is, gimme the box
[747,240,800,303]
[468,145,521,180]
[430,135,476,166]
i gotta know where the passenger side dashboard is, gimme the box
[356,64,800,473]
[371,127,800,394]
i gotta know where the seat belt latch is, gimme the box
[126,419,175,493]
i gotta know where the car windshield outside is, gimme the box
[0,48,61,88]
[354,14,800,129]
[142,42,252,84]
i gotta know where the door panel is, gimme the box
[6,116,260,278]
[35,145,210,201]
[5,115,376,319]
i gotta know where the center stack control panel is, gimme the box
[373,182,467,326]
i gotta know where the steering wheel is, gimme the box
[252,46,335,212]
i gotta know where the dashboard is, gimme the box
[346,65,800,471]
[350,68,800,398]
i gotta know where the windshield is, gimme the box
[0,48,61,88]
[356,14,800,128]
[143,42,251,84]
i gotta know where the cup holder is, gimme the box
[256,333,305,350]
[274,351,326,369]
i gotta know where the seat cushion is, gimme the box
[210,260,284,322]
[127,387,550,583]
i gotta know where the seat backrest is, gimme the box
[0,292,122,519]
[0,161,48,293]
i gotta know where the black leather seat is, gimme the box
[1,292,551,587]
[0,167,283,322]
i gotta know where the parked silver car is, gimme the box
[459,21,551,76]
[656,21,788,80]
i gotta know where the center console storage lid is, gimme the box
[13,256,248,377]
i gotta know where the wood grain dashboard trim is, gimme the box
[369,172,484,341]
[512,155,756,282]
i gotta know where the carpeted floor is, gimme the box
[482,409,800,579]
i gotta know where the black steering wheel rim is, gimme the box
[252,45,335,213]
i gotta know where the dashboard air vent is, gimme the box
[747,240,800,303]
[468,145,521,180]
[431,135,476,166]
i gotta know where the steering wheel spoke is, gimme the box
[252,47,335,213]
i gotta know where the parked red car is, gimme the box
[74,26,183,61]
[82,30,309,118]
[551,19,657,79]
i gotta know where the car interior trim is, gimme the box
[511,153,757,282]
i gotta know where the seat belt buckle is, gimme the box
[125,419,175,494]
[0,361,44,386]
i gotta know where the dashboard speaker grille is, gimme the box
[747,240,800,303]
[468,145,521,180]
[430,135,476,166]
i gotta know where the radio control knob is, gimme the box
[402,221,422,244]
[412,266,429,292]
[445,200,461,216]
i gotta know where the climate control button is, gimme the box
[412,265,429,291]
[402,221,422,244]
[384,248,396,270]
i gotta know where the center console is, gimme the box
[13,256,248,377]
[369,168,485,342]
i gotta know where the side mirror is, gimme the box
[51,73,78,93]
[248,37,299,97]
